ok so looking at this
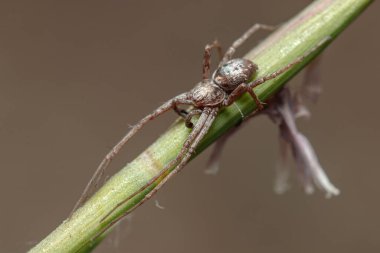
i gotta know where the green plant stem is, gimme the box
[29,0,373,252]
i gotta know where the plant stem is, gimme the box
[29,0,373,252]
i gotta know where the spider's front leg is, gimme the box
[184,109,202,128]
[173,105,189,118]
[99,107,219,238]
[71,92,193,213]
[173,106,203,128]
[140,107,218,200]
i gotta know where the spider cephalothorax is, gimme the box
[190,58,258,108]
[73,23,329,232]
[190,81,225,107]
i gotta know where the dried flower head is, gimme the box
[267,88,340,197]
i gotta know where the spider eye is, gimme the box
[213,58,257,91]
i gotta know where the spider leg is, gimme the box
[71,93,193,213]
[221,23,275,65]
[99,108,212,223]
[137,107,218,203]
[173,104,189,118]
[223,83,265,110]
[248,37,331,91]
[97,107,218,238]
[202,40,223,80]
[185,109,202,128]
[224,37,331,109]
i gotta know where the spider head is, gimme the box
[191,81,226,107]
[213,58,258,92]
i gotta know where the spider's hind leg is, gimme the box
[202,40,223,80]
[248,37,331,91]
[223,82,265,110]
[224,37,331,111]
[221,23,276,65]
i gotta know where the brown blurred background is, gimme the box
[0,1,379,252]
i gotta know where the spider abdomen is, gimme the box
[213,58,258,91]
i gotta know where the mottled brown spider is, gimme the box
[73,23,329,225]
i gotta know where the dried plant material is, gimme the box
[206,65,340,197]
[154,200,165,210]
[267,89,340,197]
[300,56,323,103]
[205,125,238,175]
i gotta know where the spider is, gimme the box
[73,23,329,225]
